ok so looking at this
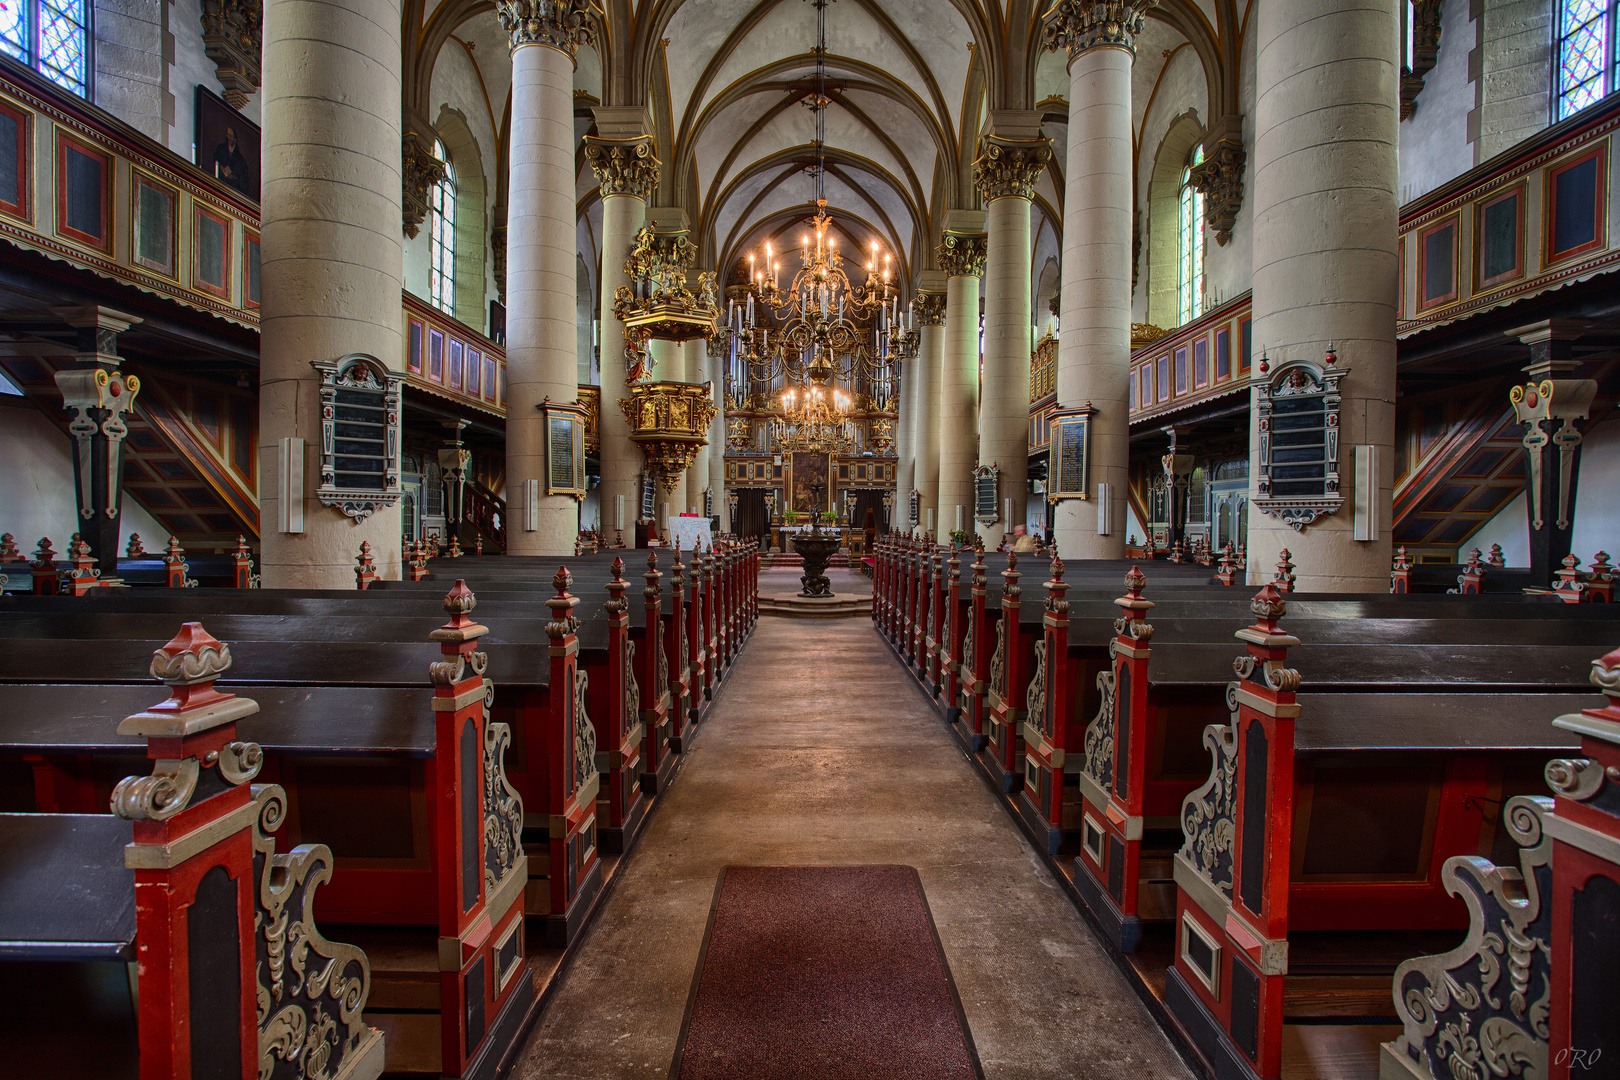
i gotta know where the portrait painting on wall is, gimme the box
[791,452,829,515]
[194,87,260,202]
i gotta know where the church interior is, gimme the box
[1,0,1618,1077]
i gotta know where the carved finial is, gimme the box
[150,622,232,689]
[32,537,55,566]
[441,578,477,621]
[1124,564,1147,595]
[1488,543,1505,568]
[1250,582,1287,629]
[1393,545,1412,571]
[611,555,625,580]
[125,534,144,558]
[1592,551,1613,579]
[1593,647,1620,709]
[1273,548,1296,593]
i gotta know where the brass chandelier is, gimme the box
[723,0,906,453]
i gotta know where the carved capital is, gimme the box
[497,0,595,57]
[584,136,659,201]
[200,0,262,109]
[973,136,1052,202]
[1042,0,1157,61]
[936,232,987,278]
[912,290,947,326]
[401,131,446,240]
[1188,129,1246,247]
[1400,0,1443,120]
[491,222,508,300]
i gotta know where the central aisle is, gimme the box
[512,608,1194,1079]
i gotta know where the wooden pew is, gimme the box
[1163,587,1600,1080]
[0,578,604,1078]
[1380,646,1620,1080]
[0,622,385,1080]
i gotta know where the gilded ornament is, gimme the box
[973,136,1052,202]
[496,0,596,56]
[937,232,987,279]
[1041,0,1157,59]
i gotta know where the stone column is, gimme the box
[974,117,1050,546]
[585,109,657,550]
[496,0,593,555]
[1246,0,1398,589]
[895,349,916,531]
[936,220,986,544]
[259,0,403,588]
[912,282,946,538]
[1042,1,1152,562]
[685,337,710,516]
[707,337,729,533]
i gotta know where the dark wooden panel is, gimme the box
[0,813,135,958]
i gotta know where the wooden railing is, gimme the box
[0,58,260,329]
[1127,293,1253,423]
[1398,93,1620,337]
[402,291,507,417]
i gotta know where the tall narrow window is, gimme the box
[1555,0,1615,120]
[428,141,456,315]
[0,0,90,97]
[1179,146,1206,326]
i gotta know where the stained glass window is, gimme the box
[428,140,456,314]
[1179,145,1206,327]
[0,0,89,97]
[1556,0,1615,120]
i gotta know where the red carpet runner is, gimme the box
[671,865,982,1080]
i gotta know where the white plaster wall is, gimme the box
[403,225,431,299]
[94,0,170,142]
[1206,23,1257,309]
[0,403,166,551]
[1397,0,1477,203]
[430,36,505,314]
[1468,489,1529,566]
[165,0,261,162]
[1465,416,1620,567]
[1132,45,1206,323]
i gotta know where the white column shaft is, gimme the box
[258,0,403,588]
[598,192,645,544]
[1054,44,1131,560]
[505,42,579,555]
[1248,0,1398,590]
[938,274,980,543]
[915,321,942,534]
[980,195,1032,545]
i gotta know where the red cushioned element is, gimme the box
[671,865,982,1080]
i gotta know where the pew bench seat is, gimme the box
[0,813,133,960]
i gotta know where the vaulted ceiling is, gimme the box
[405,0,1247,298]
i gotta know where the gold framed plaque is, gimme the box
[1047,404,1095,501]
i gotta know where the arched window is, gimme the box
[0,0,90,97]
[1555,0,1617,120]
[428,140,456,315]
[1178,145,1206,326]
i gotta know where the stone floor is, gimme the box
[510,615,1194,1080]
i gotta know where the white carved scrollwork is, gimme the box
[1386,797,1552,1080]
[1026,638,1049,739]
[482,678,524,896]
[1082,664,1117,794]
[251,785,372,1080]
[574,668,598,793]
[1177,684,1241,900]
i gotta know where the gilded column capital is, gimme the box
[497,0,596,58]
[584,135,660,201]
[1041,1,1157,60]
[936,233,987,279]
[972,136,1052,203]
[912,290,947,326]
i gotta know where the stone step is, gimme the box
[756,593,873,619]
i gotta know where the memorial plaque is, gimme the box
[543,403,587,498]
[1046,406,1094,500]
[973,465,999,525]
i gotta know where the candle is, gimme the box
[615,494,624,532]
[955,504,964,533]
[1004,498,1014,532]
